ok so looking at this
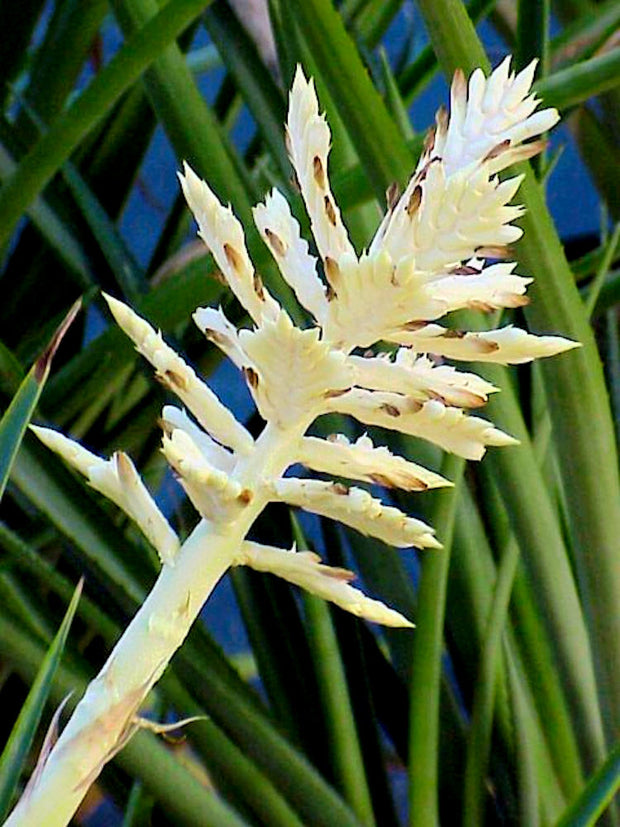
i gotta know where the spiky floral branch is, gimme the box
[6,57,576,826]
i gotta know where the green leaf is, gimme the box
[585,222,620,317]
[60,162,147,302]
[292,516,376,827]
[408,455,463,827]
[417,0,620,757]
[290,0,414,200]
[463,533,520,826]
[555,742,620,827]
[536,48,620,111]
[204,1,290,178]
[0,0,215,246]
[0,613,250,827]
[0,138,93,285]
[0,300,80,501]
[0,0,46,108]
[517,0,550,74]
[0,579,83,822]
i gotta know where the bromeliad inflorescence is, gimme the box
[9,57,577,827]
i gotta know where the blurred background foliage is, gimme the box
[0,0,619,824]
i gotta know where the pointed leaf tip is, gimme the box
[34,299,81,383]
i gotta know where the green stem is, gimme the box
[408,455,464,827]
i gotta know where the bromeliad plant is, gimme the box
[7,58,576,826]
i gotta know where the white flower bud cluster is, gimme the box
[34,57,577,629]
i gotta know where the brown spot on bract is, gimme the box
[457,390,487,408]
[324,256,340,285]
[443,329,465,339]
[164,369,189,391]
[115,452,135,483]
[369,472,396,488]
[450,265,480,276]
[326,284,337,301]
[515,139,548,161]
[313,155,326,188]
[380,403,401,417]
[224,243,243,273]
[237,489,253,505]
[243,366,259,389]
[265,228,286,256]
[451,67,466,101]
[253,273,265,300]
[324,387,351,399]
[426,390,447,405]
[403,320,428,332]
[476,338,501,353]
[324,566,355,582]
[333,482,349,495]
[406,186,422,216]
[324,196,337,226]
[407,477,429,492]
[406,398,424,413]
[289,172,301,194]
[509,294,530,307]
[386,181,400,211]
[435,104,448,133]
[476,245,512,260]
[467,300,495,312]
[416,156,441,184]
[483,138,511,163]
[424,125,436,154]
[204,328,227,346]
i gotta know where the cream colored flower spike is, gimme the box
[13,58,586,827]
[441,57,559,176]
[30,426,179,565]
[179,163,280,325]
[297,434,451,491]
[286,66,356,266]
[104,294,254,456]
[236,542,413,627]
[272,478,440,549]
[253,188,328,325]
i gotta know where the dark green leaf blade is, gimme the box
[555,742,620,827]
[0,580,83,822]
[0,300,80,500]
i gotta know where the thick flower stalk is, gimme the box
[7,57,577,826]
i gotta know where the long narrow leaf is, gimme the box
[0,614,249,827]
[0,0,214,246]
[292,516,376,826]
[536,49,620,111]
[408,455,463,827]
[0,300,79,500]
[290,0,414,200]
[555,743,620,827]
[0,580,83,822]
[463,534,520,826]
[417,0,620,747]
